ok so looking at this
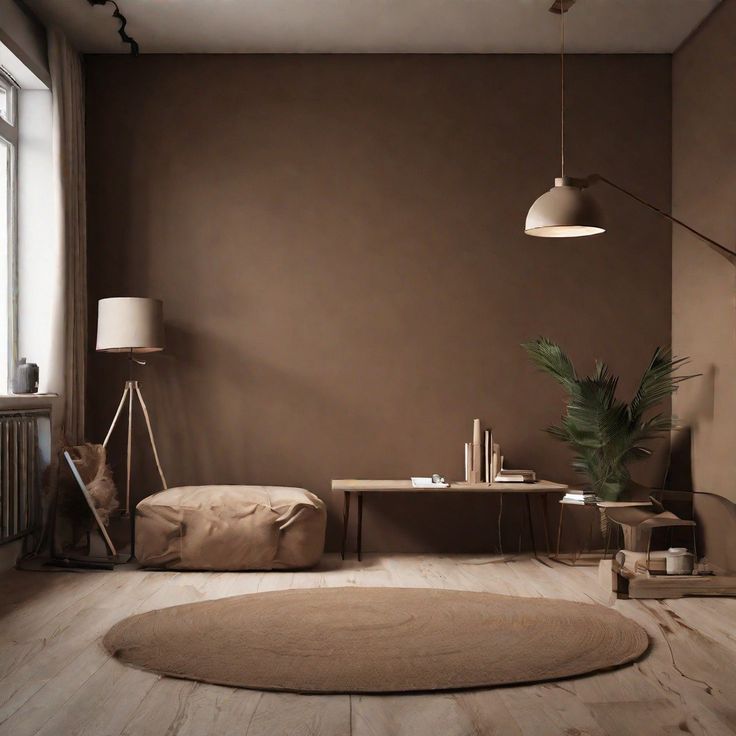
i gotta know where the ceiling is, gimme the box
[26,0,721,55]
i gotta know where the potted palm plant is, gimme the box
[523,338,694,501]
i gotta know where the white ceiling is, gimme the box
[26,0,721,55]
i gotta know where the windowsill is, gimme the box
[0,393,62,417]
[0,393,59,398]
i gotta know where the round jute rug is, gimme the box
[103,587,648,693]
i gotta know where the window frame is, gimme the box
[0,70,18,392]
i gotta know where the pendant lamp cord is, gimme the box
[560,5,565,179]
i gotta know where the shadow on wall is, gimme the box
[667,426,693,492]
[96,321,552,554]
[115,321,416,547]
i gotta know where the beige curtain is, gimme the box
[48,29,87,445]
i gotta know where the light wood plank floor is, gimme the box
[1,554,735,736]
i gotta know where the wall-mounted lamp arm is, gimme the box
[581,173,736,262]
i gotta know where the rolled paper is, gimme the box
[472,419,482,483]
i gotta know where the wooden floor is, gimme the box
[1,554,736,736]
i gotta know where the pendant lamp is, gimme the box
[525,3,605,238]
[523,3,736,263]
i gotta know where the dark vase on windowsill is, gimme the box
[12,358,39,394]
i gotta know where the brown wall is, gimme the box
[85,54,672,552]
[672,0,736,567]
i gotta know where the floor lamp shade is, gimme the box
[96,298,164,353]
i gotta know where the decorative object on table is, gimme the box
[562,489,598,505]
[97,297,168,513]
[103,587,648,693]
[524,1,736,265]
[495,468,536,483]
[471,418,482,483]
[12,358,39,394]
[411,475,448,488]
[491,441,501,480]
[464,420,500,484]
[665,547,694,575]
[135,486,326,570]
[523,338,695,501]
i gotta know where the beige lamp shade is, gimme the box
[525,177,606,238]
[96,297,164,353]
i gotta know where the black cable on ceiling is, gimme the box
[86,0,139,56]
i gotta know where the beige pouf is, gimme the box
[135,485,326,570]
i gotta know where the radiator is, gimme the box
[0,411,41,544]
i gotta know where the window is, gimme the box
[0,71,18,392]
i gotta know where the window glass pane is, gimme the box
[0,76,14,126]
[0,140,8,390]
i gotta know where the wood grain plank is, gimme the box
[354,693,485,736]
[1,554,735,736]
[242,692,350,736]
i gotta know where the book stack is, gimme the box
[562,490,598,505]
[495,468,536,483]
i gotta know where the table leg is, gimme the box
[497,493,504,556]
[556,503,564,558]
[357,492,364,562]
[341,491,351,560]
[525,493,537,558]
[540,493,551,555]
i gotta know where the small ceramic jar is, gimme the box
[665,547,694,575]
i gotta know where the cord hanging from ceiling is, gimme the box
[86,0,139,56]
[549,0,575,178]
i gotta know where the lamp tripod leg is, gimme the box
[126,382,134,515]
[103,384,130,449]
[134,384,168,490]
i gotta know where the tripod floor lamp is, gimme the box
[96,297,168,524]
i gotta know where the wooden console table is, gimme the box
[331,479,568,560]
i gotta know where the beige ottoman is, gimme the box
[135,485,326,570]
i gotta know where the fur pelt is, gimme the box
[58,443,119,527]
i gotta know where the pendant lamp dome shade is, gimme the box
[525,177,605,238]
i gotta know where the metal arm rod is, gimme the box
[587,173,736,262]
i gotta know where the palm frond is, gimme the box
[524,339,696,500]
[629,348,696,422]
[522,338,577,392]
